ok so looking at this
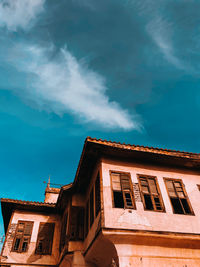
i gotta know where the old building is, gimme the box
[1,137,200,267]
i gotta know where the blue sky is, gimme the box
[0,0,200,244]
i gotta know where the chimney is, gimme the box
[44,177,60,203]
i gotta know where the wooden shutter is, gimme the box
[165,178,193,215]
[120,174,135,209]
[138,175,164,212]
[12,221,33,252]
[36,223,55,255]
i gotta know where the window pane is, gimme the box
[121,174,131,190]
[124,191,133,207]
[181,198,191,214]
[176,189,185,198]
[174,182,182,188]
[24,222,33,236]
[166,180,176,197]
[22,239,28,252]
[17,223,24,233]
[144,195,153,210]
[112,173,121,191]
[113,191,124,208]
[154,197,162,210]
[141,185,149,193]
[140,179,148,186]
[14,238,20,251]
[149,179,158,194]
[171,198,184,214]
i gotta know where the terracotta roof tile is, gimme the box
[86,137,200,159]
[1,198,56,207]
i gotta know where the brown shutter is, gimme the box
[24,222,33,236]
[36,223,55,255]
[12,221,33,252]
[120,173,135,209]
[120,174,131,190]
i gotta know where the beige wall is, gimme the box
[1,210,61,266]
[45,192,59,204]
[102,158,200,234]
[115,242,200,267]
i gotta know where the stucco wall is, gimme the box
[1,210,61,266]
[115,243,200,267]
[102,158,200,234]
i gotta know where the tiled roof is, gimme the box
[86,137,200,159]
[1,198,56,207]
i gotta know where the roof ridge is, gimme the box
[86,136,200,156]
[1,198,56,206]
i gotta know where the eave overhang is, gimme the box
[1,198,56,233]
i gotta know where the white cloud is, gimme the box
[146,15,191,72]
[7,44,137,130]
[0,0,45,31]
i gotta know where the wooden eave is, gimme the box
[1,198,56,233]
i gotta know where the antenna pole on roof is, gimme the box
[47,175,50,188]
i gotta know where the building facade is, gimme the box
[1,137,200,267]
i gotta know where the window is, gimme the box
[12,221,33,253]
[59,212,68,252]
[89,188,94,227]
[69,207,84,241]
[84,172,101,238]
[138,175,165,212]
[111,172,135,209]
[95,173,101,217]
[164,178,194,215]
[85,201,89,238]
[35,223,55,255]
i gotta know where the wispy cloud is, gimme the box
[146,16,186,70]
[5,44,137,130]
[0,0,45,31]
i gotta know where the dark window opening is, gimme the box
[181,198,191,214]
[89,188,94,227]
[95,173,101,217]
[85,202,89,238]
[124,191,133,207]
[138,176,164,212]
[154,197,162,210]
[113,191,124,208]
[111,172,135,209]
[171,198,184,214]
[21,239,28,252]
[165,179,193,215]
[35,223,55,255]
[69,207,84,241]
[13,238,20,251]
[144,195,153,210]
[59,212,68,252]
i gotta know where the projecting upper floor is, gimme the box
[101,158,200,233]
